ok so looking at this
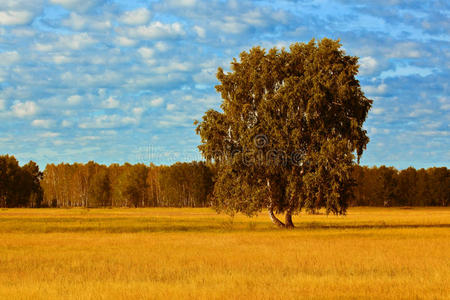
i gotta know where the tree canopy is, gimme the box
[0,154,448,209]
[195,38,372,227]
[0,155,43,208]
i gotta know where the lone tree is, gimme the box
[195,38,372,228]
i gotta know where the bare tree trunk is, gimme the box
[285,209,294,228]
[266,178,285,228]
[268,205,285,228]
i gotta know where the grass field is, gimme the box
[0,207,449,299]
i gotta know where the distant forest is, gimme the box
[0,154,448,208]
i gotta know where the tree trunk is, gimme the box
[266,177,290,228]
[267,178,284,228]
[285,209,295,228]
[268,205,285,228]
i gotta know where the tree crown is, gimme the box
[196,38,372,218]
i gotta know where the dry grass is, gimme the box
[0,207,449,299]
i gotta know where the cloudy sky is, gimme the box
[0,0,448,169]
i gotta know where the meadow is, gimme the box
[0,207,449,299]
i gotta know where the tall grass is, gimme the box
[0,207,449,299]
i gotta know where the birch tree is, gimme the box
[195,38,372,227]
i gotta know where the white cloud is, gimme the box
[0,51,20,65]
[123,73,187,89]
[98,88,106,97]
[52,139,66,146]
[381,65,433,78]
[120,7,151,25]
[166,103,176,111]
[31,119,53,128]
[62,12,111,31]
[388,42,423,59]
[0,10,34,25]
[35,33,96,52]
[137,47,157,65]
[193,68,216,84]
[424,121,442,129]
[35,43,53,52]
[215,17,248,34]
[125,21,185,40]
[61,70,122,88]
[409,108,433,117]
[61,120,72,127]
[67,94,82,105]
[0,70,7,83]
[372,107,385,115]
[193,25,206,38]
[78,135,100,141]
[61,33,97,50]
[155,42,170,52]
[153,61,192,74]
[158,112,193,127]
[150,97,164,107]
[79,114,137,129]
[242,10,267,27]
[40,131,60,138]
[115,36,137,47]
[363,83,388,95]
[49,0,102,13]
[0,99,5,110]
[87,53,128,65]
[166,0,196,7]
[441,104,450,110]
[359,56,378,76]
[0,137,11,143]
[418,130,449,137]
[100,130,117,136]
[11,101,38,117]
[438,97,450,111]
[101,96,120,109]
[133,107,144,116]
[11,28,35,37]
[138,47,155,58]
[53,55,73,64]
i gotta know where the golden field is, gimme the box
[0,207,449,299]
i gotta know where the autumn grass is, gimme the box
[0,207,449,299]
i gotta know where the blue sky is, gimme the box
[0,0,448,169]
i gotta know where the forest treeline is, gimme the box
[0,154,448,208]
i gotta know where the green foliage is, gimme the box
[302,139,354,215]
[120,164,148,207]
[352,165,449,207]
[39,161,214,208]
[158,161,213,207]
[88,167,111,207]
[1,154,448,208]
[196,38,372,226]
[0,155,43,207]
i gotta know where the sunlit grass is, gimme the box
[0,207,449,299]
